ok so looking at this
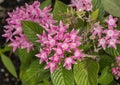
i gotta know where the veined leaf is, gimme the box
[101,0,120,17]
[22,21,43,46]
[40,0,52,9]
[0,54,17,78]
[53,0,68,21]
[91,9,99,21]
[22,60,50,85]
[98,66,113,85]
[74,59,99,85]
[18,49,35,80]
[99,55,114,71]
[105,45,120,57]
[51,65,74,85]
[92,0,105,18]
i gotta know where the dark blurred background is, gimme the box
[0,0,70,85]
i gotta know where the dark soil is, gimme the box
[0,53,21,85]
[0,0,34,85]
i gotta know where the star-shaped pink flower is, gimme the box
[106,15,118,29]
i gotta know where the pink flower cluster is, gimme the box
[70,0,92,11]
[36,21,84,73]
[2,1,56,52]
[91,15,120,50]
[112,56,120,80]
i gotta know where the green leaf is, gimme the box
[18,49,35,80]
[51,65,74,85]
[22,21,43,46]
[92,0,105,18]
[74,59,99,85]
[98,55,114,71]
[98,66,113,85]
[0,54,17,78]
[22,60,50,85]
[79,44,92,52]
[101,0,120,17]
[105,45,120,57]
[90,9,99,21]
[40,0,52,9]
[0,45,11,53]
[76,18,84,29]
[53,0,68,21]
[108,80,117,85]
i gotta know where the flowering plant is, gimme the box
[1,0,120,85]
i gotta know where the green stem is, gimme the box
[85,54,97,59]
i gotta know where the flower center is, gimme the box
[50,63,55,68]
[56,48,62,55]
[107,30,114,37]
[70,43,76,49]
[110,39,116,45]
[16,27,22,32]
[50,39,55,45]
[66,58,72,64]
[94,27,101,33]
[109,19,115,25]
[41,53,47,58]
[100,39,105,44]
[54,56,59,61]
[71,34,76,40]
[62,43,69,50]
[74,51,80,56]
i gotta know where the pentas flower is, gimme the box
[99,30,120,49]
[70,0,92,11]
[98,38,106,50]
[36,49,48,64]
[45,62,58,73]
[36,21,84,73]
[2,1,56,52]
[63,57,77,70]
[116,56,120,67]
[91,22,103,38]
[106,15,118,29]
[103,29,120,39]
[108,38,120,49]
[101,26,120,49]
[8,34,34,52]
[91,15,120,50]
[112,67,120,80]
[112,56,120,80]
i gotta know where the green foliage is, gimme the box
[105,45,120,57]
[79,44,92,52]
[74,59,99,85]
[98,55,114,71]
[90,9,99,21]
[92,0,105,18]
[98,66,113,85]
[2,0,120,85]
[22,21,44,46]
[51,65,74,85]
[0,54,17,78]
[40,0,52,9]
[37,80,53,85]
[22,60,50,85]
[76,18,84,29]
[0,45,11,53]
[18,49,35,80]
[101,0,120,17]
[53,0,68,21]
[108,80,117,85]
